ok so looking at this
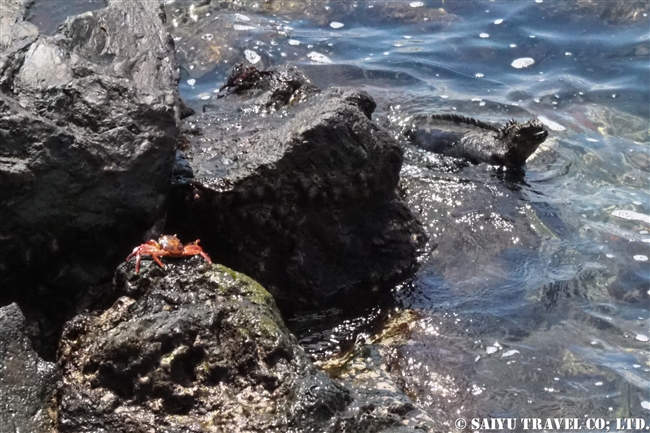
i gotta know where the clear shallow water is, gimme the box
[34,0,649,426]
[166,0,650,425]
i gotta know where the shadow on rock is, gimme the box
[0,303,59,433]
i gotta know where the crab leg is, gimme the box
[126,248,142,274]
[199,251,212,264]
[151,253,166,269]
[132,253,143,274]
[183,240,212,264]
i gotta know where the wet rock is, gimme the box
[169,87,426,311]
[0,303,59,433]
[324,345,438,432]
[57,260,433,432]
[320,311,438,432]
[399,146,547,287]
[0,0,183,332]
[207,63,319,112]
[202,63,320,113]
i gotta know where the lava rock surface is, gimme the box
[0,303,59,433]
[57,259,435,432]
[0,0,184,312]
[170,86,426,311]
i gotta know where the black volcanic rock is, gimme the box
[169,87,426,311]
[57,260,434,432]
[0,0,183,320]
[0,303,59,433]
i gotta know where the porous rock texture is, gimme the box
[170,86,426,311]
[57,260,435,432]
[0,303,59,433]
[0,0,183,315]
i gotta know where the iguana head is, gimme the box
[500,118,548,164]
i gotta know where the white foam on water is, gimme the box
[307,51,332,63]
[244,49,261,64]
[187,79,196,86]
[410,1,424,7]
[233,24,255,31]
[330,21,344,29]
[288,39,300,46]
[633,255,648,262]
[611,209,650,224]
[235,13,250,22]
[511,57,535,68]
[502,350,520,358]
[480,33,490,38]
[494,19,504,24]
[635,334,649,342]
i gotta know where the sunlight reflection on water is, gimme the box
[162,0,649,421]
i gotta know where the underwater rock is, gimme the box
[163,1,456,80]
[319,311,438,432]
[405,114,548,167]
[0,0,183,324]
[398,144,550,288]
[545,0,649,24]
[57,260,435,432]
[169,87,426,311]
[0,303,59,433]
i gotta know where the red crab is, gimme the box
[126,235,212,274]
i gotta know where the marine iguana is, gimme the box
[405,114,548,167]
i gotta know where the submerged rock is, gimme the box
[398,143,553,288]
[169,86,426,311]
[0,303,59,433]
[319,311,438,432]
[57,260,436,432]
[544,0,649,25]
[0,0,183,330]
[405,114,548,167]
[163,1,456,80]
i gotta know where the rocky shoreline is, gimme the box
[0,1,433,431]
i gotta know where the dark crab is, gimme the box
[217,62,275,98]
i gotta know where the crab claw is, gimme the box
[184,239,212,265]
